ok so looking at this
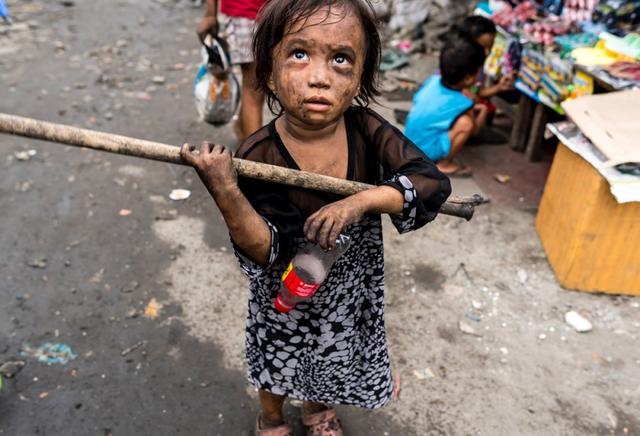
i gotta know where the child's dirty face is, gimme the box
[476,32,495,55]
[269,6,366,126]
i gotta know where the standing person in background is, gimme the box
[196,0,267,142]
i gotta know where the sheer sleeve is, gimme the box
[231,133,303,276]
[358,108,451,232]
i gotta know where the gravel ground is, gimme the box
[1,1,639,435]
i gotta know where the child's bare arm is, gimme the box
[180,143,272,265]
[304,186,402,250]
[196,0,219,42]
[477,74,514,99]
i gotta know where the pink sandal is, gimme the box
[255,414,293,436]
[302,408,343,436]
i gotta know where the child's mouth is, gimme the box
[303,97,332,112]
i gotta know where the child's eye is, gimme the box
[333,54,350,65]
[292,49,308,60]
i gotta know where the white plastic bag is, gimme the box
[194,37,240,126]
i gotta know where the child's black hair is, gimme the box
[457,15,496,41]
[252,0,381,114]
[439,37,487,88]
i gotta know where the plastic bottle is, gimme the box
[274,234,351,313]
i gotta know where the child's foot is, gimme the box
[302,408,343,436]
[255,414,293,436]
[437,161,473,178]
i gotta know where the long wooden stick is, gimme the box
[0,113,483,220]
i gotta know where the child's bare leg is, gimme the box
[437,113,473,174]
[235,62,265,141]
[258,390,286,427]
[302,400,328,415]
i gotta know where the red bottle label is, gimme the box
[281,262,320,298]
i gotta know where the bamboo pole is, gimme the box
[0,113,483,220]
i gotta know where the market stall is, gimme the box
[475,0,640,161]
[536,90,640,295]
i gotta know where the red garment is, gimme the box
[220,0,267,20]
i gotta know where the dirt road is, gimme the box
[1,1,638,435]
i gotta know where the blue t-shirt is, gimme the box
[404,76,473,161]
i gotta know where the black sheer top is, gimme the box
[235,106,451,246]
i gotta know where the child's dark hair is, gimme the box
[439,37,487,87]
[457,15,496,41]
[252,0,381,114]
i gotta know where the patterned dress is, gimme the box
[233,107,451,408]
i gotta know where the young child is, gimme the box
[182,0,451,434]
[458,15,514,101]
[404,38,488,177]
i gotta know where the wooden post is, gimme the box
[509,94,534,152]
[525,103,548,162]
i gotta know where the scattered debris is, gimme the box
[154,209,178,221]
[39,391,49,399]
[21,343,78,365]
[89,268,105,283]
[517,269,528,284]
[126,308,139,319]
[121,280,139,293]
[121,341,145,357]
[15,149,37,161]
[118,208,132,216]
[125,91,152,101]
[459,320,481,337]
[169,189,191,201]
[565,311,593,333]
[465,312,481,323]
[27,257,47,269]
[14,180,33,192]
[412,367,435,381]
[143,298,161,319]
[0,360,26,378]
[494,174,511,184]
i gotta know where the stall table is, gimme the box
[536,142,640,295]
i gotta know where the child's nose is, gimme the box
[307,62,330,89]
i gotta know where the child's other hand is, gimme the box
[304,197,364,250]
[497,74,515,92]
[181,142,237,198]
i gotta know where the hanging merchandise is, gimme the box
[519,48,546,90]
[592,0,640,33]
[540,54,574,102]
[562,0,599,24]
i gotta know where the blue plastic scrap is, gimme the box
[21,343,78,365]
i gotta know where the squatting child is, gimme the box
[182,1,451,434]
[404,37,488,177]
